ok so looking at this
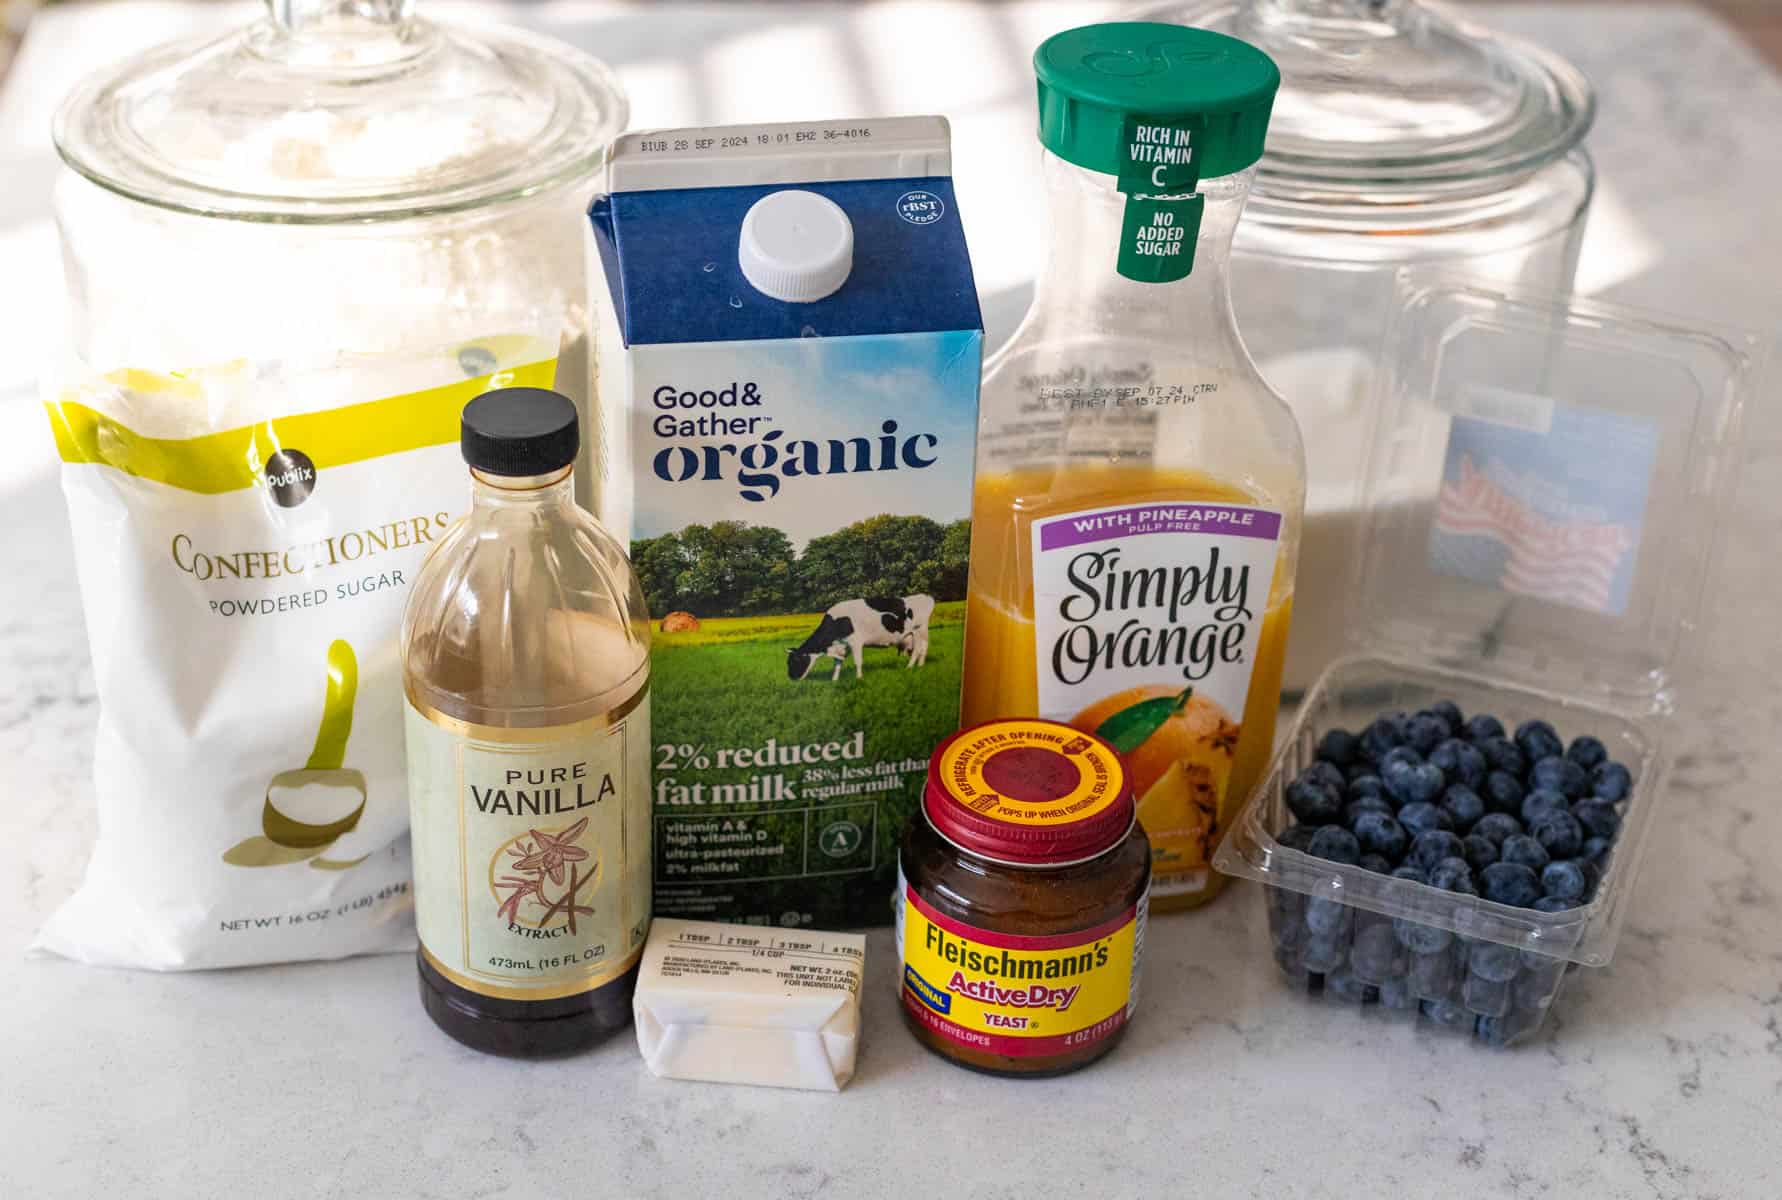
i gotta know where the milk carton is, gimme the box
[590,117,982,928]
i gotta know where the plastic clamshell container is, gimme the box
[1215,275,1763,1045]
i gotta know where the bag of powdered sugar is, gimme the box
[34,334,560,969]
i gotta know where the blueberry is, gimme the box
[1390,864,1428,885]
[1379,976,1418,1011]
[1353,811,1409,862]
[1347,773,1387,800]
[1409,947,1458,997]
[1286,778,1343,825]
[1303,934,1347,973]
[1302,760,1346,794]
[1482,770,1525,815]
[1461,834,1499,871]
[1316,728,1361,766]
[1350,923,1402,981]
[1592,760,1633,803]
[1479,862,1542,907]
[1422,998,1473,1029]
[1531,755,1589,799]
[1582,836,1613,866]
[1345,796,1394,828]
[1324,969,1376,1005]
[1385,762,1446,807]
[1359,714,1409,761]
[1515,955,1565,1006]
[1271,911,1309,952]
[1405,714,1449,754]
[1398,801,1451,835]
[1343,762,1379,785]
[1358,853,1393,875]
[1532,811,1584,860]
[1278,823,1318,853]
[1477,737,1527,777]
[1426,700,1464,734]
[1441,785,1486,831]
[1396,919,1451,955]
[1532,895,1578,914]
[1268,885,1307,926]
[1464,713,1506,742]
[1380,746,1424,774]
[1567,735,1608,770]
[1514,719,1565,763]
[1429,857,1478,895]
[1409,829,1466,873]
[1468,941,1522,983]
[1429,738,1488,789]
[1305,896,1353,936]
[1499,834,1550,872]
[1573,800,1621,841]
[1471,811,1523,847]
[1540,859,1589,901]
[1520,787,1569,827]
[1476,1009,1541,1047]
[1308,825,1362,865]
[1461,973,1512,1018]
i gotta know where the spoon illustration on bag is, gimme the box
[223,640,368,868]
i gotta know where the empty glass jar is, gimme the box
[52,0,627,508]
[1141,0,1595,691]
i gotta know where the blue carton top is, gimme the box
[591,177,983,347]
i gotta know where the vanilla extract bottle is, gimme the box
[402,388,652,1056]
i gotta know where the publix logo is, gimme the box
[650,380,940,503]
[263,448,317,508]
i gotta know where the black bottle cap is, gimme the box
[461,387,579,476]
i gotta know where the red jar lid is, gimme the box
[923,719,1133,866]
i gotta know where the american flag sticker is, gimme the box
[1427,402,1660,618]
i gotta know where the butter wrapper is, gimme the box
[633,918,865,1091]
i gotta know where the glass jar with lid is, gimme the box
[51,0,627,510]
[1139,0,1595,692]
[897,719,1150,1077]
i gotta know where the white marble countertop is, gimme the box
[3,4,1781,1198]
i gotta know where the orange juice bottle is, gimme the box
[962,24,1304,911]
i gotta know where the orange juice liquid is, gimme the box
[962,465,1294,910]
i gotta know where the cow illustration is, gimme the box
[787,594,935,681]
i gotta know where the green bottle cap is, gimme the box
[1035,23,1279,184]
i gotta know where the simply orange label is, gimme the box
[935,721,1126,829]
[896,874,1144,1057]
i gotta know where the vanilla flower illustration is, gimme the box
[510,817,590,884]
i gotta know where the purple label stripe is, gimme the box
[1038,503,1281,551]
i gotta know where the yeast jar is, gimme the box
[896,720,1150,1077]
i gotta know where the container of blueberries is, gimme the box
[1214,277,1761,1046]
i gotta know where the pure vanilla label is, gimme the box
[405,692,652,998]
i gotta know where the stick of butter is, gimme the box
[633,918,865,1091]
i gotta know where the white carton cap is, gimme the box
[738,189,854,303]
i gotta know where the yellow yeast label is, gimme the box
[896,872,1144,1057]
[404,690,652,1000]
[935,720,1125,829]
